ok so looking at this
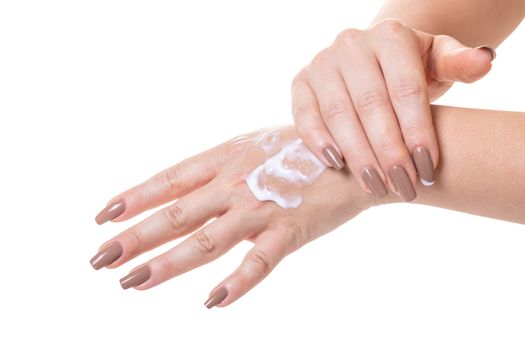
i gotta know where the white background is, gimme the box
[0,1,523,349]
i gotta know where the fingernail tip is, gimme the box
[420,178,435,186]
[95,200,126,225]
[90,261,102,270]
[119,265,151,290]
[204,288,228,309]
[94,216,106,225]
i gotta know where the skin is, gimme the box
[95,105,525,307]
[292,1,525,198]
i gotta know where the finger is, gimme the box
[291,74,345,171]
[426,33,494,84]
[369,24,439,185]
[307,64,388,197]
[95,143,226,224]
[337,31,417,201]
[203,227,293,308]
[119,210,266,290]
[90,181,228,270]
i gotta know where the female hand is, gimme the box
[291,19,495,201]
[91,126,373,308]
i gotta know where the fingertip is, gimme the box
[461,47,494,82]
[474,45,496,62]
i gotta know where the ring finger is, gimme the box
[121,210,266,290]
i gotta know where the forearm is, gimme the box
[376,105,525,224]
[371,0,525,47]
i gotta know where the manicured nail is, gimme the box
[90,242,123,270]
[361,167,388,198]
[120,265,151,290]
[322,145,345,171]
[475,45,496,61]
[412,146,435,186]
[95,199,125,225]
[204,287,228,309]
[388,165,416,202]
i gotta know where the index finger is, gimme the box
[95,143,226,224]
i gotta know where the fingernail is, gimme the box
[90,242,123,270]
[361,167,388,198]
[322,145,345,171]
[95,199,125,225]
[412,146,435,186]
[475,45,496,61]
[120,265,151,290]
[204,287,228,309]
[388,165,417,202]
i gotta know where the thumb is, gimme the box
[429,35,495,84]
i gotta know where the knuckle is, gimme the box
[376,19,405,37]
[391,80,423,102]
[274,221,309,253]
[336,28,362,46]
[323,100,348,120]
[287,222,310,251]
[355,90,388,114]
[193,230,216,254]
[130,231,144,253]
[309,48,332,69]
[291,69,308,88]
[293,103,316,121]
[156,165,181,193]
[164,204,184,230]
[245,248,272,276]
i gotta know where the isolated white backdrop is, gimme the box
[0,1,523,349]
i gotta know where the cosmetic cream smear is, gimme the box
[245,137,326,209]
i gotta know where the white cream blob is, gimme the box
[245,138,326,209]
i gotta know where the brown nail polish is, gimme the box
[204,287,228,309]
[120,265,151,290]
[361,167,388,197]
[322,145,345,171]
[90,242,123,270]
[412,146,435,186]
[388,165,417,202]
[95,199,125,225]
[475,45,496,61]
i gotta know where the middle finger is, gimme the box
[338,41,417,201]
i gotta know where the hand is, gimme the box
[291,19,495,201]
[91,126,373,308]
